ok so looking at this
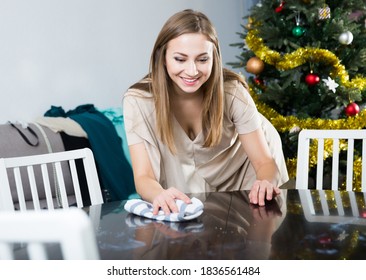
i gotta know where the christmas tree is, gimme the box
[229,0,366,189]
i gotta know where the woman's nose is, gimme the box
[185,61,198,76]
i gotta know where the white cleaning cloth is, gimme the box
[124,197,204,222]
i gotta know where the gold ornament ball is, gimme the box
[246,57,265,75]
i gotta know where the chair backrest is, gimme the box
[296,129,366,191]
[0,148,103,211]
[0,208,100,260]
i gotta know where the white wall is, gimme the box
[0,0,253,123]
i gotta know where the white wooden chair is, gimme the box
[295,129,366,191]
[0,148,103,211]
[0,208,100,260]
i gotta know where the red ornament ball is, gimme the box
[275,6,284,13]
[318,236,332,244]
[345,102,360,116]
[253,77,263,86]
[275,1,285,13]
[253,77,265,90]
[361,209,366,218]
[305,73,320,86]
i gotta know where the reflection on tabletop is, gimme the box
[91,190,287,260]
[270,189,366,259]
[11,188,366,260]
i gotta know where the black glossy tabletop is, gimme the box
[86,189,366,260]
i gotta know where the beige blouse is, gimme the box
[123,80,289,194]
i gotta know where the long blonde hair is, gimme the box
[131,9,245,153]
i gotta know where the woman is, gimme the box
[123,9,288,215]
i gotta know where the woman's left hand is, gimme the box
[248,179,281,206]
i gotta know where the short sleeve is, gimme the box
[226,81,261,134]
[122,91,148,146]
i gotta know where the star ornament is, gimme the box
[322,76,339,93]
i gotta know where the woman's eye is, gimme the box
[198,58,209,63]
[174,57,185,62]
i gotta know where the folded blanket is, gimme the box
[124,197,204,222]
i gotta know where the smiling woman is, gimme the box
[122,9,289,216]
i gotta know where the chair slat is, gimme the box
[349,192,360,217]
[316,139,324,190]
[27,166,41,210]
[0,159,14,211]
[13,167,27,211]
[27,242,48,260]
[69,159,83,208]
[334,191,345,216]
[54,162,69,209]
[331,138,340,190]
[346,139,355,191]
[40,163,55,210]
[319,190,329,216]
[295,137,310,189]
[82,149,103,204]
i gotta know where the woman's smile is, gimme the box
[181,77,200,86]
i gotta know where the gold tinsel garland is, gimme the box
[245,29,366,191]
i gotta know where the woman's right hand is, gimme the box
[128,143,191,215]
[152,187,191,215]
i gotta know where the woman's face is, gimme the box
[165,33,214,94]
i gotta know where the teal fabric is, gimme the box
[98,107,131,165]
[45,104,136,201]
